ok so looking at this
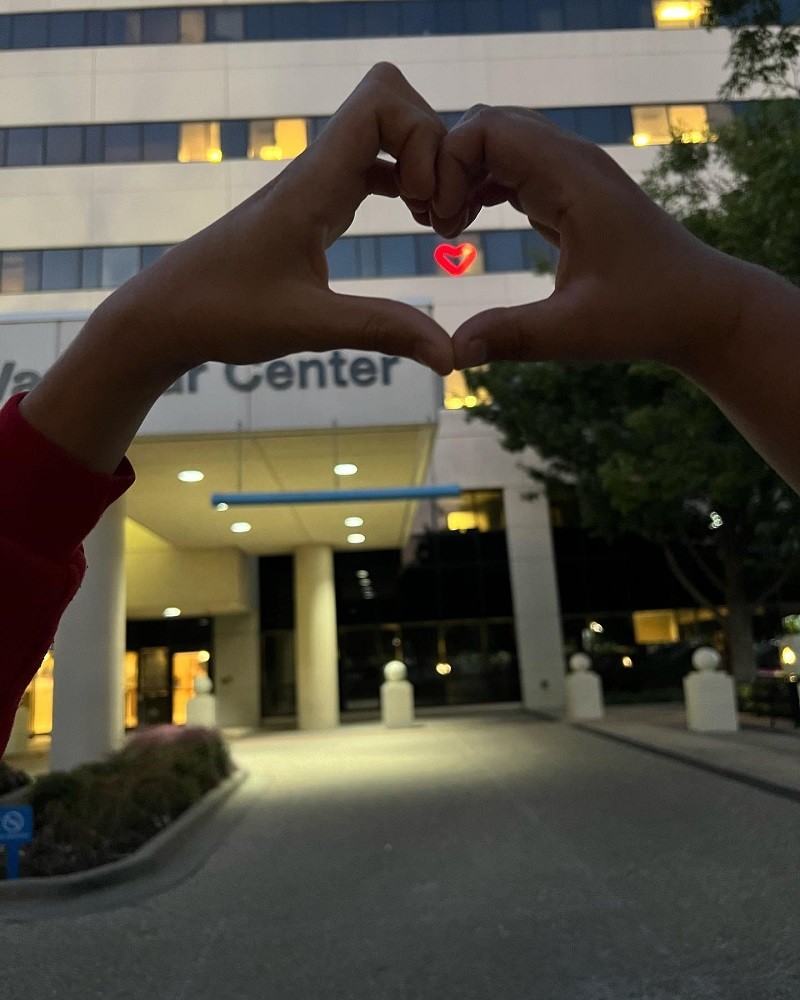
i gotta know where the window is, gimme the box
[483,231,525,272]
[652,0,706,29]
[565,0,601,29]
[668,104,710,142]
[6,128,44,167]
[179,122,222,162]
[221,120,248,159]
[359,237,379,278]
[415,232,442,276]
[443,370,491,410]
[576,106,617,144]
[363,2,401,35]
[631,104,670,145]
[531,0,566,31]
[499,0,532,30]
[522,230,558,272]
[313,3,350,37]
[207,7,244,41]
[272,3,310,39]
[379,235,416,277]
[101,247,140,287]
[81,248,103,288]
[84,125,103,164]
[49,12,86,48]
[143,122,179,161]
[141,245,173,269]
[400,1,437,35]
[466,0,501,31]
[0,130,5,166]
[41,249,81,291]
[85,11,105,46]
[45,126,84,165]
[141,8,179,44]
[248,119,307,160]
[105,10,142,45]
[540,107,577,132]
[327,239,360,280]
[244,5,272,40]
[1,252,41,293]
[11,13,47,49]
[104,123,143,162]
[435,1,466,33]
[179,8,206,43]
[631,104,710,145]
[0,16,10,50]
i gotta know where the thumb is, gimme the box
[451,294,578,368]
[311,289,454,376]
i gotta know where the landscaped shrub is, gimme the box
[1,726,233,878]
[0,759,31,797]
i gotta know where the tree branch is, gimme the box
[756,548,800,604]
[678,530,725,592]
[662,544,724,626]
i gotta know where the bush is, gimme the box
[0,759,31,797]
[1,727,233,878]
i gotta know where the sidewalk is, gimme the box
[578,702,800,799]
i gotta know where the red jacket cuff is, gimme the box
[0,391,135,562]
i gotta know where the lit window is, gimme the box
[632,610,680,644]
[631,105,670,146]
[653,0,706,28]
[179,122,222,163]
[631,104,710,146]
[180,8,206,43]
[447,510,481,532]
[443,370,491,410]
[439,489,505,534]
[668,104,710,144]
[248,118,307,161]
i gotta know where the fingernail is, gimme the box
[461,339,487,368]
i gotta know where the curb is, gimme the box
[0,769,247,902]
[572,722,800,806]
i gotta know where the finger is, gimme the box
[365,160,401,198]
[303,288,454,376]
[452,295,579,368]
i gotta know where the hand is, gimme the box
[96,63,453,377]
[429,106,750,375]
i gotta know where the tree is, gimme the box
[467,5,800,680]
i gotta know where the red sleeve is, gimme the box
[0,392,135,755]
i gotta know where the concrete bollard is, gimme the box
[683,646,739,733]
[6,705,30,755]
[566,652,604,721]
[186,673,218,728]
[380,660,415,728]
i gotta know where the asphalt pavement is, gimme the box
[1,707,799,999]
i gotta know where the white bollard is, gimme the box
[6,705,30,756]
[186,673,218,728]
[683,646,739,732]
[566,652,605,721]
[380,660,415,728]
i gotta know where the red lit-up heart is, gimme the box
[434,243,478,277]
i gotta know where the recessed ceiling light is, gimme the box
[163,607,181,618]
[231,522,252,533]
[356,570,369,578]
[178,470,204,483]
[216,502,229,512]
[344,516,364,528]
[347,533,366,544]
[334,463,358,476]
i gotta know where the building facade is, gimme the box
[0,0,757,763]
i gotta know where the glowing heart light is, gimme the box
[434,242,478,277]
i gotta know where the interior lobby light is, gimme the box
[347,533,366,544]
[178,469,204,482]
[781,646,797,667]
[436,662,452,675]
[163,607,181,618]
[622,656,634,668]
[344,516,364,528]
[334,463,358,476]
[589,621,604,633]
[356,569,369,578]
[206,147,223,162]
[653,0,706,27]
[216,502,229,511]
[632,132,651,147]
[231,521,252,533]
[198,650,211,663]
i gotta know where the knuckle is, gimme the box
[368,62,404,87]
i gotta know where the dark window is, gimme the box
[84,125,103,164]
[6,128,44,167]
[313,3,350,37]
[483,231,525,271]
[400,1,437,35]
[435,1,466,33]
[82,248,103,288]
[41,249,81,291]
[379,234,416,276]
[499,0,533,30]
[272,3,309,39]
[45,126,84,165]
[1,251,41,293]
[105,10,142,45]
[179,8,206,43]
[143,122,179,161]
[523,229,558,271]
[244,4,272,39]
[540,106,577,132]
[142,8,180,44]
[415,232,441,275]
[359,236,379,278]
[221,120,248,158]
[101,246,140,287]
[0,15,10,50]
[565,0,601,29]
[104,123,143,162]
[576,105,616,143]
[85,11,105,46]
[612,0,654,28]
[363,2,400,35]
[49,12,86,48]
[327,239,360,279]
[207,7,244,41]
[611,105,633,143]
[141,244,172,268]
[466,0,502,32]
[11,13,47,49]
[531,0,565,30]
[0,130,5,166]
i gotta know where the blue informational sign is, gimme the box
[0,805,33,881]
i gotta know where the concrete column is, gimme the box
[51,497,126,771]
[214,611,261,730]
[294,544,339,730]
[503,488,567,713]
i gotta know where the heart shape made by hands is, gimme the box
[434,243,478,277]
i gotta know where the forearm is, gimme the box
[684,257,800,492]
[18,293,188,475]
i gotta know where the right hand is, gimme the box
[429,106,751,375]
